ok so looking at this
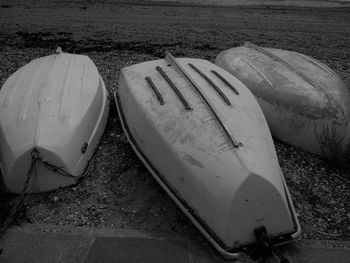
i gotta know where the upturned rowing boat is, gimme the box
[0,50,109,193]
[215,42,350,158]
[115,53,300,258]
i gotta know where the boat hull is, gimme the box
[215,42,350,158]
[0,52,109,193]
[115,54,300,258]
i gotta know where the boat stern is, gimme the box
[3,147,78,194]
[225,172,300,252]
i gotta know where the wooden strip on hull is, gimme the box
[116,56,300,258]
[0,52,109,193]
[215,42,350,158]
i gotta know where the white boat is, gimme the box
[215,42,350,158]
[0,50,109,193]
[115,53,300,258]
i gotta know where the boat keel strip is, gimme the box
[244,42,345,117]
[155,66,192,111]
[145,76,165,105]
[211,70,240,95]
[165,53,242,148]
[188,63,231,105]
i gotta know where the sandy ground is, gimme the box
[0,0,349,245]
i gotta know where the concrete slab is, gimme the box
[0,228,92,263]
[187,240,225,263]
[131,0,350,8]
[1,224,349,263]
[84,237,188,263]
[279,242,350,263]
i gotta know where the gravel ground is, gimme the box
[0,0,349,245]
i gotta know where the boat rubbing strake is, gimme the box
[115,53,301,258]
[0,50,109,193]
[215,42,350,158]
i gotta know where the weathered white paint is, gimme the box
[216,42,350,158]
[0,52,109,193]
[116,55,300,258]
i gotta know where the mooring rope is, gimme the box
[0,150,39,254]
[0,148,95,254]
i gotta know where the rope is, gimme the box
[0,148,95,254]
[78,148,97,182]
[34,148,96,180]
[32,149,76,178]
[0,149,38,252]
